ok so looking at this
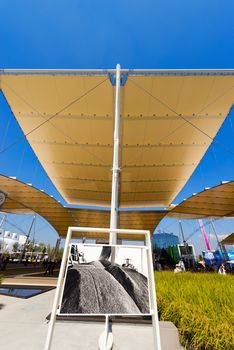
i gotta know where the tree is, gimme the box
[13,242,19,253]
[57,247,64,260]
[37,242,47,253]
[45,244,64,260]
[26,240,34,252]
[46,244,55,259]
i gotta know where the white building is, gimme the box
[0,229,27,253]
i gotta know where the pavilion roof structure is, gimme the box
[168,181,234,219]
[2,175,234,240]
[0,175,167,239]
[221,232,234,245]
[1,69,234,208]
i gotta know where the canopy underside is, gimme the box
[1,175,234,239]
[221,233,234,245]
[1,70,234,207]
[0,175,167,239]
[168,181,234,219]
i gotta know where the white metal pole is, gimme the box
[44,227,73,350]
[102,64,121,350]
[146,231,161,350]
[0,215,5,228]
[0,215,6,252]
[210,219,229,260]
[103,315,109,349]
[110,64,121,245]
[20,214,36,262]
[2,68,234,75]
[141,248,144,274]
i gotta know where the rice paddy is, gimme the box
[155,272,234,350]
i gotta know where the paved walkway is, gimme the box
[1,268,181,349]
[2,264,46,276]
[3,276,57,286]
[2,265,58,286]
[0,289,181,350]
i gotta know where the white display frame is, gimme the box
[44,226,161,350]
[57,243,151,317]
[44,64,161,350]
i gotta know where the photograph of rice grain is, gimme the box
[60,244,150,315]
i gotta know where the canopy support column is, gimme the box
[110,64,121,245]
[101,64,121,350]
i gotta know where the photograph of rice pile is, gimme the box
[59,244,150,315]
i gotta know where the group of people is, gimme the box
[155,258,228,275]
[173,261,228,274]
[0,254,9,271]
[43,257,57,276]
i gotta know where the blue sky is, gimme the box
[0,0,234,253]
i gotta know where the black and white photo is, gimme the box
[59,244,150,315]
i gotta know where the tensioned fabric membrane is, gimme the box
[1,70,234,208]
[1,175,234,239]
[221,232,234,245]
[168,181,234,219]
[2,174,234,239]
[0,175,167,239]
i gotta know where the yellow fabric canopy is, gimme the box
[0,175,166,239]
[221,233,234,245]
[1,175,234,239]
[1,70,234,208]
[168,181,234,219]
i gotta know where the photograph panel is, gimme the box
[59,244,150,315]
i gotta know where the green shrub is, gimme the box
[155,272,234,350]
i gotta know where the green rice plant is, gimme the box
[155,272,234,350]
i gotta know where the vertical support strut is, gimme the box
[44,227,73,350]
[146,232,162,350]
[179,220,186,246]
[99,64,121,350]
[20,214,36,262]
[0,214,6,252]
[210,220,229,260]
[198,219,211,251]
[110,64,121,245]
